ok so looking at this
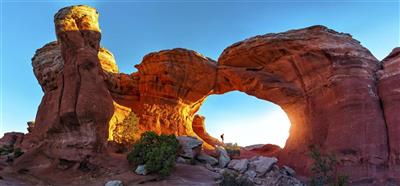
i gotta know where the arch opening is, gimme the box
[197,91,291,148]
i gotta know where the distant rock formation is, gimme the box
[11,5,400,185]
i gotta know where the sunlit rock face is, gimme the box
[24,5,400,184]
[192,114,224,149]
[134,49,217,136]
[105,48,219,147]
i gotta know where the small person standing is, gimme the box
[220,133,224,144]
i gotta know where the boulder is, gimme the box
[177,136,203,159]
[26,121,35,133]
[176,157,188,164]
[196,152,218,165]
[244,170,257,179]
[281,165,296,176]
[204,163,221,173]
[105,180,123,186]
[135,165,148,175]
[263,169,305,186]
[216,146,230,168]
[249,156,278,176]
[228,159,249,173]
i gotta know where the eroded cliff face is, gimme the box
[22,5,400,184]
[378,48,400,178]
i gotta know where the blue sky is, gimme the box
[1,1,399,146]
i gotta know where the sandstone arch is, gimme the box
[214,26,388,179]
[24,5,400,184]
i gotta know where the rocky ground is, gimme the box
[0,133,304,186]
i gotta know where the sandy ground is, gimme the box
[0,154,219,186]
[0,146,278,185]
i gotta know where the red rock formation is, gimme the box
[192,115,224,149]
[239,144,282,160]
[216,26,389,183]
[378,47,400,179]
[0,132,24,147]
[118,48,218,144]
[19,5,114,167]
[30,40,132,146]
[17,5,400,184]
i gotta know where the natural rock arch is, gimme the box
[214,26,388,179]
[195,91,291,148]
[23,5,400,184]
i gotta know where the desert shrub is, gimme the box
[225,143,241,158]
[127,131,179,177]
[308,145,348,186]
[0,146,23,158]
[218,171,254,186]
[13,148,24,158]
[113,112,139,144]
[0,145,13,155]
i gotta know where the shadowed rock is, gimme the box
[18,5,114,170]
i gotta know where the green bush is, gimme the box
[13,148,24,158]
[127,131,179,177]
[225,143,241,158]
[0,145,13,155]
[308,145,348,186]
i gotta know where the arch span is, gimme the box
[197,91,291,148]
[213,26,387,178]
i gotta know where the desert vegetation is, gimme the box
[218,169,254,186]
[225,143,241,158]
[308,145,348,186]
[127,131,179,177]
[0,145,24,162]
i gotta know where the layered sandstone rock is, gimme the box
[192,114,224,148]
[20,5,114,166]
[21,5,400,185]
[378,48,400,179]
[32,42,118,91]
[216,26,388,182]
[0,132,24,147]
[120,49,218,145]
[31,41,62,92]
[31,41,130,147]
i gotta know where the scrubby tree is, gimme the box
[127,131,179,177]
[308,145,348,186]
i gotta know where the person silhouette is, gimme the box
[220,133,224,144]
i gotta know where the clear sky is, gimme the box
[1,1,399,146]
